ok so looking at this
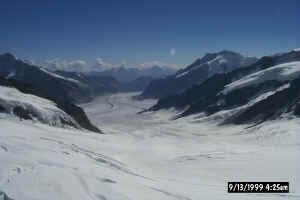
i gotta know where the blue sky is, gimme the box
[0,0,299,66]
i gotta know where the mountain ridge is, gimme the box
[0,53,121,103]
[139,50,257,99]
[0,76,102,133]
[146,49,300,125]
[89,65,176,83]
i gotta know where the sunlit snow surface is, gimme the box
[1,92,299,199]
[0,86,78,128]
[222,61,300,94]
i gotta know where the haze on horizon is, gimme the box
[0,0,299,69]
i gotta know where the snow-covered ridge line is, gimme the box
[10,56,81,85]
[39,68,82,84]
[175,52,257,79]
[0,85,79,128]
[293,48,300,52]
[175,71,189,79]
[222,61,300,94]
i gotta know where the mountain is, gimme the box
[90,65,176,83]
[0,76,102,133]
[139,50,257,99]
[1,91,299,200]
[55,70,155,93]
[123,76,154,91]
[54,70,120,95]
[0,53,119,103]
[147,49,300,125]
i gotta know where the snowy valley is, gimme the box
[1,1,299,199]
[0,92,299,200]
[0,49,300,200]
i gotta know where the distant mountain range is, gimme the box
[139,50,257,99]
[2,49,300,130]
[89,65,176,83]
[39,57,177,83]
[0,53,120,103]
[146,49,300,125]
[0,52,175,132]
[0,53,176,103]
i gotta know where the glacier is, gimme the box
[0,92,299,200]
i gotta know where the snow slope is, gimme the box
[38,68,82,84]
[0,92,299,199]
[175,51,257,79]
[0,85,78,128]
[222,61,300,94]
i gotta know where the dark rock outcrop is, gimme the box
[57,101,102,133]
[227,77,300,124]
[0,191,14,200]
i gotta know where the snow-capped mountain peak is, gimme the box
[175,50,257,79]
[140,50,258,99]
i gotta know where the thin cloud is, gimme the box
[42,58,88,72]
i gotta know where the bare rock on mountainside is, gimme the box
[139,50,258,99]
[147,50,300,125]
[0,191,14,200]
[0,77,102,133]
